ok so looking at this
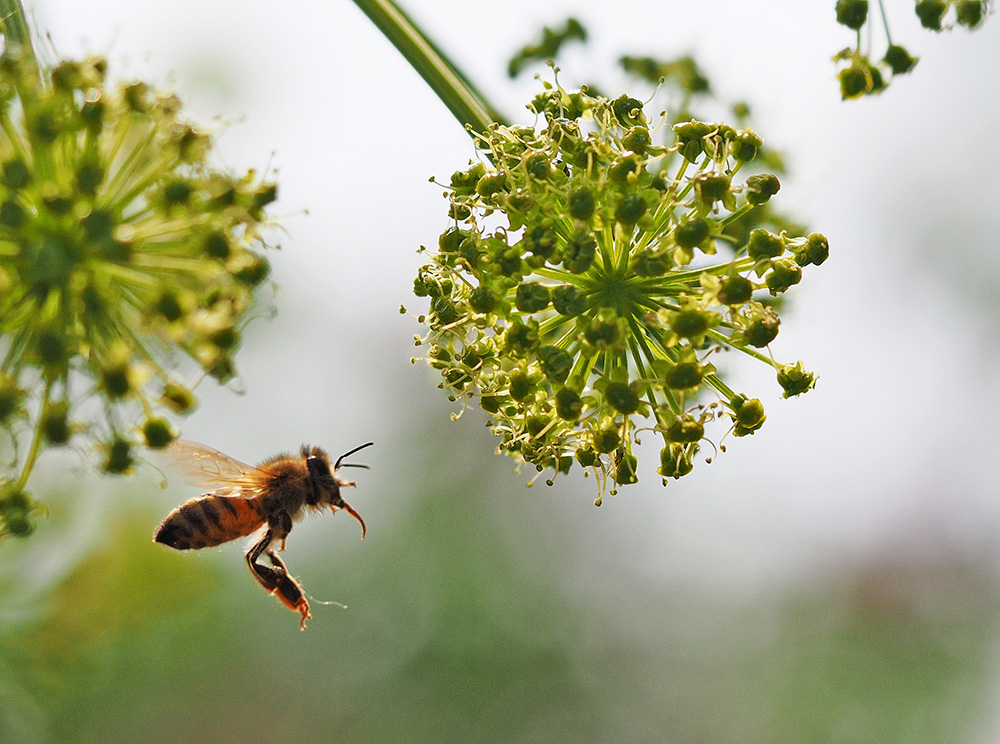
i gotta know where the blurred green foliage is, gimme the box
[1,475,996,743]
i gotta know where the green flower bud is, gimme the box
[142,417,176,448]
[658,443,694,478]
[583,316,622,349]
[622,126,651,154]
[674,219,710,249]
[839,65,870,99]
[539,346,573,383]
[552,285,587,316]
[161,382,196,414]
[665,414,704,443]
[469,285,497,313]
[439,227,470,254]
[615,194,647,225]
[555,388,584,420]
[695,172,731,206]
[505,320,539,354]
[476,172,508,197]
[575,447,597,468]
[674,120,715,163]
[515,282,551,313]
[957,0,985,27]
[742,308,780,347]
[915,0,947,30]
[509,370,535,401]
[609,154,642,183]
[234,254,270,287]
[593,422,621,453]
[526,225,558,260]
[836,0,868,30]
[732,130,763,162]
[2,158,32,190]
[730,394,765,436]
[718,276,753,305]
[611,95,645,126]
[745,173,780,206]
[614,449,639,485]
[103,436,134,474]
[671,309,713,339]
[883,45,918,75]
[42,400,72,445]
[633,250,671,277]
[665,360,703,390]
[450,163,486,194]
[568,188,595,220]
[793,232,830,267]
[777,361,817,398]
[0,375,25,423]
[606,381,640,414]
[765,259,803,295]
[748,229,784,260]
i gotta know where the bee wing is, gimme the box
[166,440,269,491]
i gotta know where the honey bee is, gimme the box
[153,440,373,629]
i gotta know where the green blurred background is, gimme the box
[3,2,1000,742]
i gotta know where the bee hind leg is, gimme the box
[245,530,312,630]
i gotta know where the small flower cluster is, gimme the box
[834,0,989,99]
[0,49,275,537]
[411,84,825,500]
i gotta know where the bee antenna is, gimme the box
[335,441,374,470]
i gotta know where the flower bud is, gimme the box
[729,395,765,436]
[777,361,817,397]
[555,388,583,420]
[142,417,176,448]
[745,173,780,206]
[836,0,868,30]
[915,0,947,30]
[883,45,918,75]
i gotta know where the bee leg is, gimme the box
[245,529,312,630]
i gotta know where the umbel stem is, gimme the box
[0,0,39,70]
[351,0,506,134]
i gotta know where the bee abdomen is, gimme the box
[154,494,264,550]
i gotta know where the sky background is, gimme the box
[3,2,1000,742]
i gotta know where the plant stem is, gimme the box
[351,0,506,135]
[15,378,51,491]
[0,0,39,71]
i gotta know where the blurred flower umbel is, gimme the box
[411,84,825,501]
[0,45,275,538]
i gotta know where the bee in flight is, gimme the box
[153,440,373,629]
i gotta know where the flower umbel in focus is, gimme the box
[0,46,276,538]
[410,83,826,501]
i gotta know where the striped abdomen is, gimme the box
[154,494,264,550]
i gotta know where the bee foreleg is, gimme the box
[245,529,312,630]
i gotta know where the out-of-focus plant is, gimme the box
[0,1,276,540]
[834,0,990,99]
[507,17,587,78]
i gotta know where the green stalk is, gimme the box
[352,0,506,136]
[0,0,40,75]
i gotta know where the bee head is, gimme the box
[303,442,374,538]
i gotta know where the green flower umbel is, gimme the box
[412,84,824,500]
[0,49,275,537]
